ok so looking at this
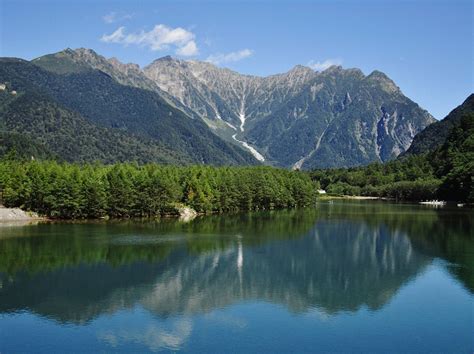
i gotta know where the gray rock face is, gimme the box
[0,207,40,221]
[143,58,435,168]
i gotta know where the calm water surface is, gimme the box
[0,201,473,353]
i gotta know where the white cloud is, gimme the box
[102,11,132,24]
[100,24,198,56]
[206,49,254,65]
[176,40,199,56]
[101,26,126,43]
[307,58,342,71]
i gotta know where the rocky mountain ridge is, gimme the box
[14,48,437,168]
[142,55,434,168]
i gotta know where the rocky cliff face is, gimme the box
[143,57,435,168]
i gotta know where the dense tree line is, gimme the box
[310,155,442,200]
[0,161,318,219]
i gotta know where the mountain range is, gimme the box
[1,48,436,168]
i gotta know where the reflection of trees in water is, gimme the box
[316,201,474,292]
[0,209,318,274]
[0,206,440,324]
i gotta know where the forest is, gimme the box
[0,160,318,219]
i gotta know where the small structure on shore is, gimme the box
[419,200,446,206]
[318,189,327,194]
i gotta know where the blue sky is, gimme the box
[1,0,472,119]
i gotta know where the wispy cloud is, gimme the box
[102,11,133,24]
[206,49,254,65]
[307,58,342,71]
[98,320,192,352]
[100,24,198,56]
[176,41,199,56]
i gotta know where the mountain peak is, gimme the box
[366,70,400,93]
[322,65,343,73]
[108,57,141,71]
[152,55,179,64]
[291,64,313,72]
[287,64,315,76]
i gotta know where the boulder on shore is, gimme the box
[175,205,198,222]
[0,207,41,222]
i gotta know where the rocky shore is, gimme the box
[0,206,42,222]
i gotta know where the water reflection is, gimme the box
[0,202,472,327]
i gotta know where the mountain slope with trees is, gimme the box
[0,88,190,164]
[310,95,474,202]
[0,57,257,165]
[403,94,474,155]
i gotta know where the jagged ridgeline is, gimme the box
[143,53,434,168]
[1,48,434,168]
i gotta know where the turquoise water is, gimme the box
[0,201,473,352]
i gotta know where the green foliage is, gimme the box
[310,154,441,200]
[0,132,55,160]
[434,111,474,201]
[0,161,318,219]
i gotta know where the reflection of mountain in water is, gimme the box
[141,221,429,316]
[0,215,431,323]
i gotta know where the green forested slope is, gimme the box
[404,94,474,155]
[0,132,55,160]
[0,58,256,165]
[0,89,190,164]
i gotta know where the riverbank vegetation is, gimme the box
[0,161,318,219]
[310,155,442,201]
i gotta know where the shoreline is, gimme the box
[318,195,388,200]
[1,197,470,223]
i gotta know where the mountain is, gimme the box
[32,48,200,119]
[0,57,256,165]
[404,94,474,156]
[1,48,435,168]
[143,57,435,168]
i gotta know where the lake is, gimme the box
[0,201,473,353]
